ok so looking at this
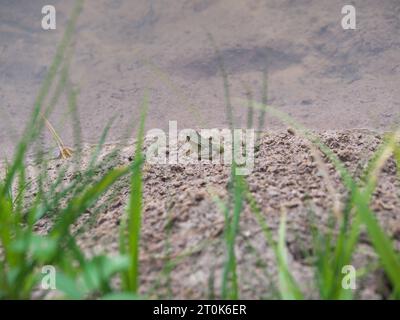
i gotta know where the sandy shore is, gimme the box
[26,129,399,299]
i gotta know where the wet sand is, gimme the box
[1,0,400,158]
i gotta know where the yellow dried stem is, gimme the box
[42,114,73,159]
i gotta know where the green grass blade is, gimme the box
[276,212,304,300]
[221,174,244,299]
[122,92,148,293]
[50,165,129,240]
[353,191,400,296]
[257,66,268,141]
[245,184,303,299]
[206,32,234,130]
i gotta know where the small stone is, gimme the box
[285,200,300,208]
[194,192,205,202]
[378,200,394,211]
[287,127,296,136]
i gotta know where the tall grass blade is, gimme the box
[121,92,148,293]
[245,184,303,299]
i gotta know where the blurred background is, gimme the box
[1,0,399,158]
